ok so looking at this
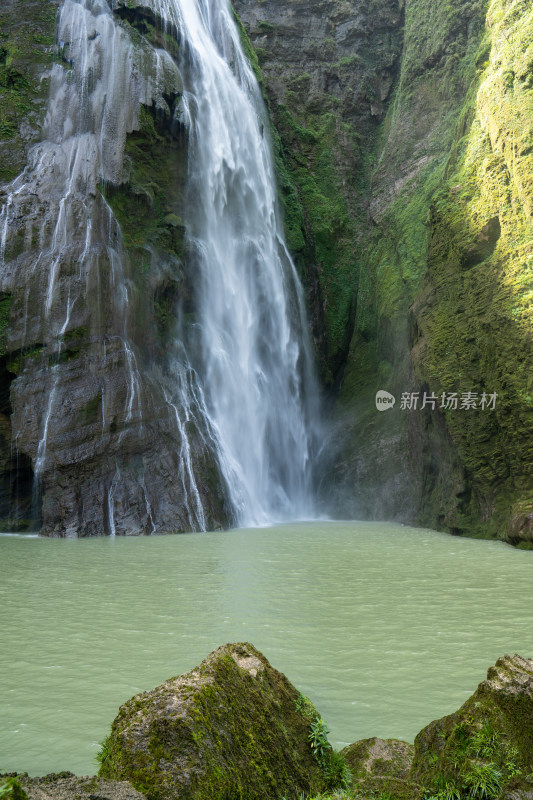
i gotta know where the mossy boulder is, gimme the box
[341,737,417,799]
[98,642,330,800]
[411,654,533,799]
[16,773,146,800]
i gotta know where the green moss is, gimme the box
[114,5,181,62]
[414,712,532,800]
[79,393,101,426]
[99,95,188,354]
[408,0,533,539]
[101,104,187,266]
[231,7,269,102]
[233,4,390,381]
[99,644,329,800]
[290,114,354,340]
[0,518,34,533]
[340,737,416,800]
[330,0,533,539]
[62,326,87,343]
[232,6,308,261]
[7,344,44,375]
[0,0,59,183]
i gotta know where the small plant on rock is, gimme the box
[95,736,111,768]
[295,694,351,792]
[463,762,503,800]
[309,718,331,765]
[0,778,27,800]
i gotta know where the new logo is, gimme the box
[375,390,396,411]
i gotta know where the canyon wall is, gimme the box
[0,0,531,540]
[0,0,231,535]
[236,0,533,544]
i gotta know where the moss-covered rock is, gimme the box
[323,0,533,543]
[0,777,28,800]
[14,773,146,800]
[411,654,533,800]
[336,655,533,800]
[233,0,404,382]
[98,642,331,800]
[409,0,533,543]
[0,0,60,184]
[341,737,417,799]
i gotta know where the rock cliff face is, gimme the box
[0,0,232,536]
[0,0,61,530]
[236,0,533,543]
[234,0,404,381]
[0,0,531,539]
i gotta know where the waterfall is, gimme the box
[167,0,320,526]
[0,0,321,533]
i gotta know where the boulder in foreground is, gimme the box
[340,654,533,800]
[4,773,146,800]
[341,737,416,799]
[411,654,533,799]
[98,642,330,800]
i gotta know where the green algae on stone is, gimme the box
[411,654,533,799]
[341,736,417,800]
[409,0,533,543]
[0,0,60,184]
[326,0,533,543]
[98,643,330,800]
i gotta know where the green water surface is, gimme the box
[1,521,532,776]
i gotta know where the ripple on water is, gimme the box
[1,521,532,775]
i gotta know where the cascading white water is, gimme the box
[160,0,321,526]
[0,0,321,532]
